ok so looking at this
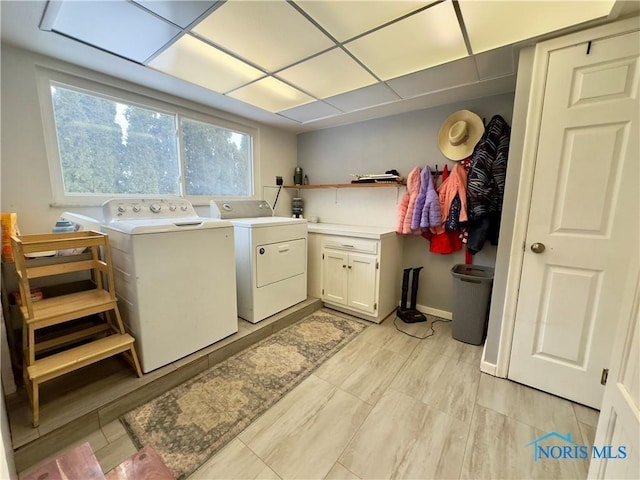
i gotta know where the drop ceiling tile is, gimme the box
[387,57,479,99]
[277,48,377,98]
[460,0,616,54]
[324,82,399,112]
[227,77,315,113]
[148,35,264,93]
[134,1,219,29]
[278,101,342,123]
[474,46,514,80]
[192,0,334,72]
[51,0,181,63]
[345,1,468,81]
[297,0,432,42]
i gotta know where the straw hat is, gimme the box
[438,110,484,161]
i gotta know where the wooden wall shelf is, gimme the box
[284,183,405,189]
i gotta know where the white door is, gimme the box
[509,31,640,408]
[347,253,378,314]
[588,269,639,479]
[322,249,348,306]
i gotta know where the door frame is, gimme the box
[491,16,640,378]
[588,268,640,478]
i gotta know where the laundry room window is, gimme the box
[40,71,255,206]
[182,118,252,197]
[50,85,181,196]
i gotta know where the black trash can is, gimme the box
[450,264,494,345]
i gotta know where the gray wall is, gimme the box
[297,93,516,314]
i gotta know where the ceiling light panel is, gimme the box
[296,1,433,42]
[192,0,334,72]
[346,1,468,81]
[459,0,616,54]
[227,77,315,113]
[49,0,181,63]
[148,35,264,93]
[277,48,377,98]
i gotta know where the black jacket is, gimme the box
[466,115,511,254]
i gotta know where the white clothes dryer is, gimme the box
[102,198,238,372]
[210,200,307,323]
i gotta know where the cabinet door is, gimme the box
[322,249,348,306]
[347,253,378,314]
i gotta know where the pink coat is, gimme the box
[433,163,467,234]
[396,166,422,234]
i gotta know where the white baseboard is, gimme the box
[416,304,452,320]
[480,359,497,376]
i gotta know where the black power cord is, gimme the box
[272,185,282,213]
[393,311,451,340]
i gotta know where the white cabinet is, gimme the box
[322,248,378,314]
[308,225,401,323]
[346,254,378,313]
[322,248,349,305]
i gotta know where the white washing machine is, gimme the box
[102,198,238,373]
[210,200,307,323]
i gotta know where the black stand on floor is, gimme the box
[397,267,427,323]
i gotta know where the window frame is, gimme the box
[37,68,258,206]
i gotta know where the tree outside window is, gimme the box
[50,83,253,199]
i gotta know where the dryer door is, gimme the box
[256,238,306,287]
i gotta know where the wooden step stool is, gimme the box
[11,231,142,427]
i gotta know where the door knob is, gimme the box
[530,242,546,254]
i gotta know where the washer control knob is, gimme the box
[117,205,126,214]
[150,203,162,214]
[169,204,177,212]
[180,205,188,212]
[132,205,141,213]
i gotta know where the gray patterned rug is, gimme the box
[121,309,367,480]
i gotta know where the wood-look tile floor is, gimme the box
[18,313,600,480]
